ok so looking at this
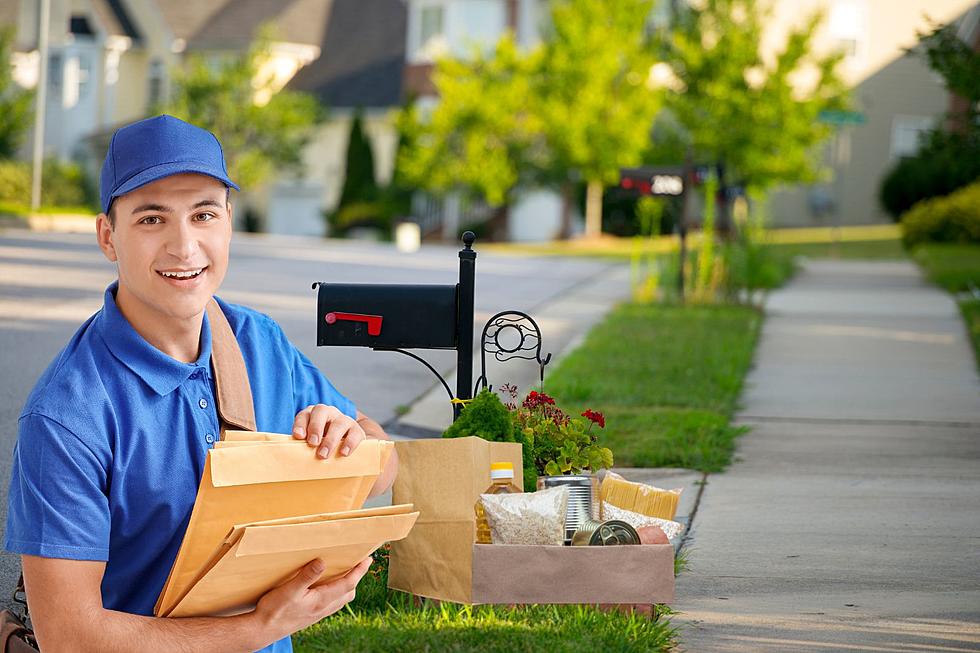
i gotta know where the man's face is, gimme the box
[96,173,233,323]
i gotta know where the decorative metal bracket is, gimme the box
[475,310,552,394]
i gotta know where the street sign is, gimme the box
[818,110,866,126]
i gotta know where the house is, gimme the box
[766,0,980,226]
[1,0,405,236]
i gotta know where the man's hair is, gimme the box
[106,187,231,228]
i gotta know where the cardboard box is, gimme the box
[388,437,675,605]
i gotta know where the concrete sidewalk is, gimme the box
[674,260,980,652]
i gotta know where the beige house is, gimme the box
[766,0,980,226]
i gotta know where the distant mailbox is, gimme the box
[314,282,458,350]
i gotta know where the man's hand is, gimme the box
[253,557,372,637]
[292,404,366,458]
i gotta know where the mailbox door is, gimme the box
[315,283,458,349]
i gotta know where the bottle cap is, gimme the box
[490,462,514,480]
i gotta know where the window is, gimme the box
[828,1,867,63]
[420,5,445,47]
[890,116,934,158]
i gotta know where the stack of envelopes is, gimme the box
[154,431,418,618]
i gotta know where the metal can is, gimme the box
[537,475,598,544]
[570,519,641,546]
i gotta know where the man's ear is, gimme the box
[95,213,117,263]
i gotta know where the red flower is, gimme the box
[582,409,605,428]
[522,390,556,409]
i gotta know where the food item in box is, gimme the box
[600,472,681,520]
[600,501,685,541]
[480,485,569,545]
[475,462,522,544]
[637,525,669,545]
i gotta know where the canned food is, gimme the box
[570,519,641,546]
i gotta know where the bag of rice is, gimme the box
[480,486,569,546]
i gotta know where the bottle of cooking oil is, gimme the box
[474,462,521,544]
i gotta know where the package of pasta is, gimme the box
[600,472,682,520]
[600,502,685,542]
[480,486,569,546]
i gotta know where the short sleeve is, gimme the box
[5,413,111,561]
[282,329,357,420]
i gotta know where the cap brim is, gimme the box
[109,161,240,210]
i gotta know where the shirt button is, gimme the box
[199,398,209,409]
[205,433,215,444]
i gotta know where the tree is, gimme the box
[338,111,378,207]
[536,0,662,238]
[664,0,847,210]
[398,35,545,210]
[399,0,662,239]
[166,27,323,191]
[0,28,34,159]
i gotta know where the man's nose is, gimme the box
[165,220,201,260]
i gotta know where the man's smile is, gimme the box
[156,266,209,282]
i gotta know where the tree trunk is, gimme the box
[584,179,604,238]
[558,182,574,239]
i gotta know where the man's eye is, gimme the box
[195,212,216,221]
[140,216,162,224]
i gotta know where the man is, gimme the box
[4,115,397,652]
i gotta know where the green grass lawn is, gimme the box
[912,243,980,367]
[913,244,980,292]
[544,303,761,472]
[765,238,907,260]
[294,554,676,652]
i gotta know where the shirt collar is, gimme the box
[97,281,212,396]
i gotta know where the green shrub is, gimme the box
[442,388,515,442]
[0,160,30,203]
[0,158,96,209]
[326,200,393,237]
[901,182,980,248]
[880,129,980,220]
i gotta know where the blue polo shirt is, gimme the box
[5,282,356,653]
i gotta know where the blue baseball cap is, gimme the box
[100,114,239,213]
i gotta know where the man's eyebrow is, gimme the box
[193,199,225,209]
[131,203,171,215]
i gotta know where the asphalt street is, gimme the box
[0,228,620,600]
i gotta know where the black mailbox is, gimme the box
[314,283,458,349]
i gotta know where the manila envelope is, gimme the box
[155,434,394,616]
[167,504,419,617]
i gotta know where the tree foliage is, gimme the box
[664,0,847,191]
[398,36,545,207]
[166,27,323,190]
[0,28,34,159]
[915,20,980,110]
[398,0,661,237]
[339,111,378,206]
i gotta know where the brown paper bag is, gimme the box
[155,435,394,616]
[167,504,419,617]
[388,437,523,604]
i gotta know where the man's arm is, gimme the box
[291,406,399,497]
[23,555,371,653]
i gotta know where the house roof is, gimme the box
[0,0,140,48]
[287,0,406,109]
[182,0,333,50]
